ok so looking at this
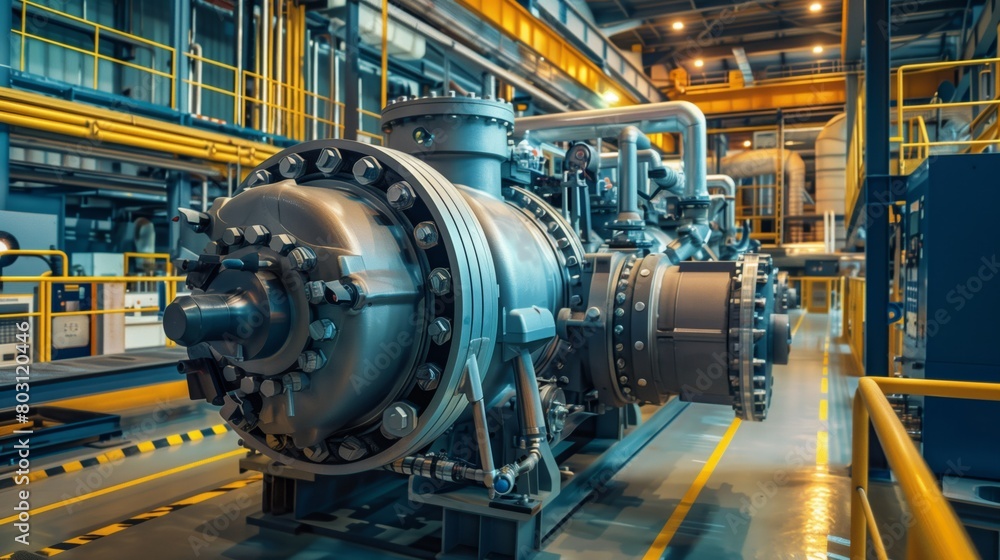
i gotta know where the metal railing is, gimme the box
[851,377,995,559]
[893,57,1000,174]
[13,0,177,108]
[9,0,386,144]
[841,276,908,377]
[735,183,780,244]
[0,250,183,362]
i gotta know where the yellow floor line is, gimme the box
[816,431,829,465]
[642,418,742,560]
[0,449,245,526]
[792,310,808,337]
[821,377,828,394]
[819,399,828,421]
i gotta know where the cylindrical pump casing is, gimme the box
[381,94,515,197]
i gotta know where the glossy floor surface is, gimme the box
[0,310,865,559]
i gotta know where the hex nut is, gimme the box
[428,268,452,295]
[269,233,297,255]
[414,221,439,249]
[222,227,245,246]
[288,246,317,271]
[338,437,367,461]
[297,350,327,373]
[308,318,337,341]
[303,443,330,462]
[381,401,419,438]
[222,365,240,382]
[415,363,441,391]
[316,147,343,174]
[245,224,271,245]
[260,378,284,397]
[304,281,326,304]
[386,181,416,210]
[246,169,271,188]
[240,376,261,394]
[428,317,452,345]
[352,156,383,185]
[279,153,305,178]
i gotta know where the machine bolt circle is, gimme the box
[428,268,452,295]
[386,181,416,210]
[415,363,442,391]
[381,401,419,438]
[316,147,344,174]
[338,437,367,461]
[428,317,452,345]
[414,221,440,249]
[353,156,384,185]
[245,225,271,245]
[246,169,271,188]
[279,153,305,178]
[222,227,245,246]
[269,233,297,255]
[288,246,318,271]
[308,318,337,341]
[585,307,601,321]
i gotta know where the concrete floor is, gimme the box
[0,310,864,559]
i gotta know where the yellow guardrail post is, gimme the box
[851,377,995,559]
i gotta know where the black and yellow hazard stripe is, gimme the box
[0,424,232,490]
[1,474,262,559]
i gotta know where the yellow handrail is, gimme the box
[851,377,994,559]
[0,272,185,362]
[123,252,173,276]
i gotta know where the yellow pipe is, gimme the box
[51,307,161,318]
[850,382,870,560]
[856,487,889,560]
[0,249,70,272]
[381,0,389,109]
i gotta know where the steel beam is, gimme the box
[343,0,361,141]
[0,0,11,212]
[864,0,890,377]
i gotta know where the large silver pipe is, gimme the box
[617,126,649,223]
[515,101,708,200]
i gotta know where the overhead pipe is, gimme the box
[515,101,708,200]
[598,149,681,193]
[616,125,648,225]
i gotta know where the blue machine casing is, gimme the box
[902,154,1000,481]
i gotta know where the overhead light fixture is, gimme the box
[603,90,620,104]
[809,2,822,12]
[743,140,752,148]
[0,231,19,268]
[672,21,684,30]
[813,45,824,54]
[693,59,704,68]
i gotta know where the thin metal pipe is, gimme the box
[617,125,649,223]
[515,101,708,200]
[598,149,681,191]
[513,348,547,441]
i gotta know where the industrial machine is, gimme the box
[165,94,790,559]
[898,154,1000,555]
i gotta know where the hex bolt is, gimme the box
[269,233,297,255]
[222,365,240,382]
[428,317,452,345]
[282,372,311,392]
[381,401,419,438]
[316,147,343,174]
[352,156,384,185]
[303,443,330,462]
[387,181,416,210]
[240,376,261,394]
[413,221,439,249]
[585,307,602,321]
[266,434,288,451]
[222,227,245,247]
[260,378,284,398]
[246,169,271,188]
[304,281,326,304]
[279,153,305,178]
[245,224,271,245]
[308,318,337,341]
[288,246,317,271]
[297,350,327,373]
[338,437,367,461]
[428,268,452,295]
[415,363,442,391]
